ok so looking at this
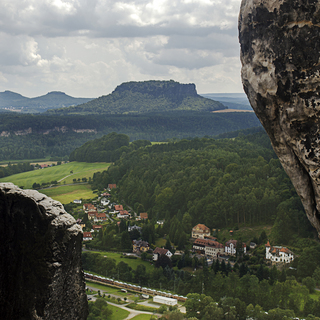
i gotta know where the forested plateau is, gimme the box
[92,132,314,245]
[0,112,260,161]
[47,80,225,115]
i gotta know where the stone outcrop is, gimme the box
[0,183,88,319]
[239,0,320,235]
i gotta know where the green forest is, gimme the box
[0,112,260,161]
[69,133,151,162]
[91,132,313,245]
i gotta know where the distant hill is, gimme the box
[0,91,94,113]
[47,80,226,115]
[201,93,253,111]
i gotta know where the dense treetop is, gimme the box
[92,132,313,243]
[0,112,261,161]
[46,80,226,115]
[69,132,151,162]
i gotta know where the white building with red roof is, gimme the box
[265,241,294,264]
[83,232,93,241]
[192,224,211,239]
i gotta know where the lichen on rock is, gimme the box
[0,183,88,319]
[239,0,320,235]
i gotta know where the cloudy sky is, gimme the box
[0,0,243,98]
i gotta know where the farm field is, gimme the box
[40,184,95,204]
[0,161,110,189]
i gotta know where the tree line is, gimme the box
[0,162,34,180]
[0,112,260,160]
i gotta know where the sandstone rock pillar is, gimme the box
[0,183,88,319]
[239,0,320,236]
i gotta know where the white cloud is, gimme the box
[0,0,244,97]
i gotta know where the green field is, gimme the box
[109,304,130,320]
[87,251,154,273]
[0,161,110,189]
[40,184,95,204]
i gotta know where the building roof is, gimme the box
[115,204,124,211]
[133,240,149,247]
[154,247,170,255]
[192,224,210,232]
[108,184,117,189]
[140,212,148,219]
[265,241,271,247]
[83,232,92,238]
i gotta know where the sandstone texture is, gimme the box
[0,183,88,319]
[239,0,320,235]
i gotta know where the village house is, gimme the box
[192,238,224,257]
[101,198,110,206]
[128,225,142,232]
[83,203,96,212]
[225,240,247,256]
[133,240,150,253]
[83,232,93,241]
[94,213,107,222]
[205,240,224,257]
[117,210,130,219]
[108,184,117,190]
[92,225,103,232]
[265,241,294,264]
[73,199,82,204]
[140,212,148,220]
[114,204,124,212]
[192,224,211,239]
[153,247,173,261]
[88,211,98,220]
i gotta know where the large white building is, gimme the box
[153,296,177,306]
[225,240,246,256]
[265,241,294,264]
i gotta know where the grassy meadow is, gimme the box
[39,184,95,204]
[0,161,110,189]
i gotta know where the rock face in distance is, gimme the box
[239,0,320,235]
[0,183,88,319]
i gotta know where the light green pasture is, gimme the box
[0,161,110,189]
[40,184,95,204]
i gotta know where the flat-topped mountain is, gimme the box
[47,80,226,115]
[0,91,93,113]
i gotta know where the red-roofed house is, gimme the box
[83,203,96,212]
[192,224,211,239]
[83,232,93,241]
[88,211,98,220]
[265,242,294,263]
[92,225,103,231]
[117,210,130,219]
[114,205,124,212]
[140,212,148,220]
[153,247,172,261]
[108,184,117,190]
[94,213,107,222]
